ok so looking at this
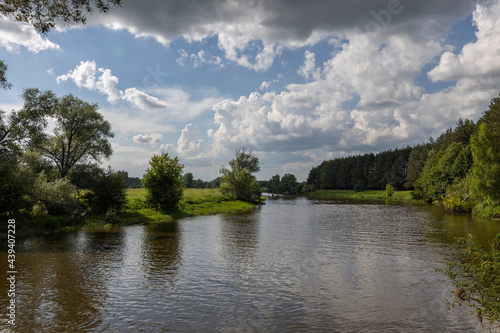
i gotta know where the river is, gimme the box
[2,195,500,332]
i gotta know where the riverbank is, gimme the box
[304,189,414,201]
[2,188,258,236]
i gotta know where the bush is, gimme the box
[436,233,500,327]
[31,172,80,215]
[83,167,127,214]
[442,177,476,213]
[142,153,184,211]
[385,184,394,198]
[354,180,366,192]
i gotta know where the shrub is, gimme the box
[385,184,394,198]
[31,172,80,215]
[83,167,127,214]
[436,234,500,327]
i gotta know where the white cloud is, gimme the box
[0,17,60,53]
[298,51,321,81]
[133,133,163,147]
[123,88,170,110]
[159,123,204,158]
[428,0,500,82]
[57,61,169,111]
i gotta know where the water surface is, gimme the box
[2,195,500,332]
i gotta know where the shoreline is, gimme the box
[2,188,258,236]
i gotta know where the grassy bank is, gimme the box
[115,188,257,224]
[2,188,257,235]
[305,189,414,201]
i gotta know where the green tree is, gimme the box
[229,148,260,173]
[470,123,500,204]
[34,93,114,178]
[0,0,122,34]
[412,143,473,202]
[1,89,56,159]
[436,233,500,327]
[220,149,262,202]
[354,180,366,192]
[268,174,280,193]
[82,166,127,214]
[183,172,194,188]
[142,153,184,211]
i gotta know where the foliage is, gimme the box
[436,233,500,327]
[1,88,55,158]
[267,173,301,195]
[385,184,394,198]
[404,143,432,189]
[353,180,366,192]
[0,60,12,90]
[142,153,184,211]
[82,166,127,214]
[472,202,500,220]
[307,147,412,191]
[30,172,80,216]
[442,177,477,213]
[0,161,33,214]
[34,93,114,178]
[0,0,122,33]
[220,149,262,203]
[470,123,500,204]
[220,168,262,202]
[229,148,260,173]
[412,143,473,202]
[183,172,195,188]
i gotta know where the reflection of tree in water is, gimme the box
[141,222,181,283]
[5,230,126,332]
[219,212,260,265]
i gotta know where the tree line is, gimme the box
[302,92,500,216]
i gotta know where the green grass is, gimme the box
[95,188,257,226]
[305,189,414,201]
[2,188,258,236]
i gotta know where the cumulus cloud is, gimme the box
[0,17,60,53]
[159,123,204,158]
[81,0,482,71]
[209,1,500,157]
[428,0,500,82]
[57,61,170,111]
[133,133,163,147]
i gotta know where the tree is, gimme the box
[470,123,500,204]
[229,148,260,173]
[268,174,280,193]
[82,166,127,214]
[0,0,122,34]
[34,93,114,178]
[142,153,184,211]
[183,172,194,188]
[220,149,262,203]
[412,143,473,202]
[1,88,56,159]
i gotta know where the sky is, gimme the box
[1,0,500,181]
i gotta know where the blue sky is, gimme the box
[1,0,500,181]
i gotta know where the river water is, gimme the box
[2,195,500,332]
